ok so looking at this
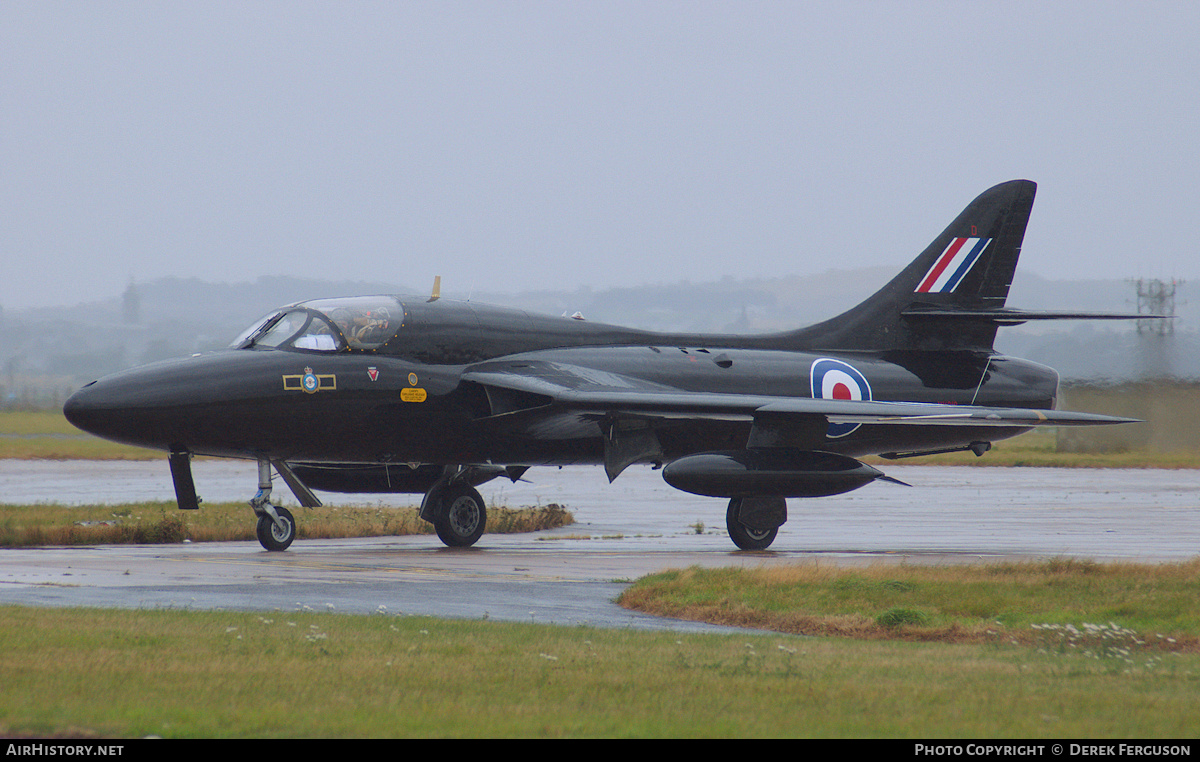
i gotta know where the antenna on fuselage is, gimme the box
[427,275,441,302]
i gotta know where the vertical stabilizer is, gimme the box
[785,180,1037,351]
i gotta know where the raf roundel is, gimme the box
[810,358,872,438]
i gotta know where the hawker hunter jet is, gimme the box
[64,180,1145,551]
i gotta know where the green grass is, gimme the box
[2,582,1199,738]
[0,411,158,459]
[0,501,573,547]
[617,559,1200,649]
[0,411,82,436]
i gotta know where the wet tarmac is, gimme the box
[1,460,1197,631]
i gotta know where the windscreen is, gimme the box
[248,309,344,352]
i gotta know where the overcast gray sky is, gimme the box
[3,1,1198,310]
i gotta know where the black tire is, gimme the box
[725,498,778,551]
[433,484,487,547]
[256,507,296,551]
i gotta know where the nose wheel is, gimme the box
[256,506,296,551]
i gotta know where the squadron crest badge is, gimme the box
[283,367,337,393]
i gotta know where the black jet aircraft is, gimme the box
[64,180,1145,551]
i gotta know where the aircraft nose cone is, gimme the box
[63,378,136,444]
[62,351,270,456]
[63,381,102,435]
[62,366,183,450]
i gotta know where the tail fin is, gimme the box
[788,179,1037,352]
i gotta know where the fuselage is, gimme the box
[63,296,1058,467]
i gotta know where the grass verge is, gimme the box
[0,501,572,547]
[617,559,1200,651]
[3,575,1200,738]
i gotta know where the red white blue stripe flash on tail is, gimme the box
[915,237,992,293]
[810,358,872,438]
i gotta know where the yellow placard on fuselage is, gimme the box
[400,387,427,403]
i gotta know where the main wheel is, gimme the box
[433,484,487,547]
[726,498,778,551]
[256,506,296,551]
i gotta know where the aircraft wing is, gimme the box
[754,399,1134,427]
[461,360,1138,429]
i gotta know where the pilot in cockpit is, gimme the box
[332,307,391,348]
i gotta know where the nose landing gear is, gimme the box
[249,459,322,551]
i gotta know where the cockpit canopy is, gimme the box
[230,296,402,353]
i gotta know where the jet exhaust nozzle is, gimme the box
[662,449,884,498]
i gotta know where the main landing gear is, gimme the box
[725,496,786,551]
[422,481,488,547]
[415,464,528,548]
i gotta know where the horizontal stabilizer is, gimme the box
[902,306,1171,326]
